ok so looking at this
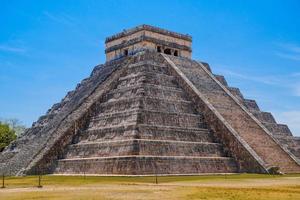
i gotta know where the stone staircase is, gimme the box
[54,60,238,175]
[165,55,300,173]
[215,69,300,162]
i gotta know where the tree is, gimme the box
[0,122,17,152]
[4,118,27,136]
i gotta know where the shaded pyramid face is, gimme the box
[54,54,238,175]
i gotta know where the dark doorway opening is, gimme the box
[174,50,178,56]
[164,48,171,55]
[124,49,128,56]
[157,46,162,53]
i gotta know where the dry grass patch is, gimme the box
[0,174,300,200]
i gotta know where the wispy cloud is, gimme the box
[278,43,300,53]
[275,42,300,61]
[215,68,284,86]
[43,11,76,26]
[215,65,300,97]
[0,45,26,53]
[275,52,300,61]
[43,11,102,48]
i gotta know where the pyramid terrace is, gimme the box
[1,25,300,176]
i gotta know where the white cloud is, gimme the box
[275,42,300,62]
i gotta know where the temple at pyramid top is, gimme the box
[105,24,192,61]
[1,25,300,176]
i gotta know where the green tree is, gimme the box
[4,118,27,136]
[0,122,17,152]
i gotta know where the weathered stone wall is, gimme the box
[105,25,192,61]
[0,57,130,175]
[2,49,299,176]
[164,54,300,173]
[106,30,191,49]
[54,51,238,175]
[163,55,266,173]
[106,25,192,46]
[213,73,300,162]
[55,156,237,175]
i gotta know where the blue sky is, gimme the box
[0,0,300,136]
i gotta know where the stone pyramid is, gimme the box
[1,25,300,176]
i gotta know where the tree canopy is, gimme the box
[3,118,27,137]
[0,122,17,151]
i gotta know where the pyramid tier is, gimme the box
[65,139,225,159]
[117,71,178,89]
[105,84,187,102]
[125,62,169,76]
[96,97,196,115]
[89,110,205,129]
[54,57,239,175]
[78,124,214,143]
[55,156,237,175]
[137,124,214,142]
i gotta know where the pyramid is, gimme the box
[1,25,300,176]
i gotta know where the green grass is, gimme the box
[1,174,300,200]
[4,173,300,187]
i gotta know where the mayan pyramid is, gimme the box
[1,25,300,176]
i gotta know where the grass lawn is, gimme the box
[0,174,300,200]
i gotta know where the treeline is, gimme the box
[0,119,27,152]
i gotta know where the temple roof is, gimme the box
[105,24,192,43]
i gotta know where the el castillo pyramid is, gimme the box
[1,25,300,176]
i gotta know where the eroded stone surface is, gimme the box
[55,53,237,175]
[1,25,299,175]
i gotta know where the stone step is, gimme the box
[88,110,139,129]
[65,139,225,159]
[272,136,300,158]
[140,97,196,114]
[55,156,238,175]
[78,124,213,143]
[105,84,187,102]
[95,98,140,114]
[96,97,196,115]
[117,71,177,89]
[274,136,298,148]
[138,109,205,128]
[137,124,214,142]
[89,109,205,129]
[119,71,174,82]
[167,55,300,173]
[262,122,293,137]
[78,124,138,143]
[251,111,276,124]
[126,61,169,76]
[243,99,260,111]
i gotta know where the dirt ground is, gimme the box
[0,174,300,200]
